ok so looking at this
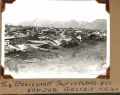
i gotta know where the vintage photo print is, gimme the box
[1,0,110,78]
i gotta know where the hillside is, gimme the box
[19,19,107,30]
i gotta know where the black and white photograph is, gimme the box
[2,0,110,78]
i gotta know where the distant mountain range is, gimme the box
[79,19,107,30]
[19,19,107,30]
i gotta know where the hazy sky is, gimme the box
[2,0,109,25]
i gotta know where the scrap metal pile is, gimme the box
[5,25,107,54]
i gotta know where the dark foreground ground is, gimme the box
[4,41,107,78]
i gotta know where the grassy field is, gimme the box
[5,41,107,78]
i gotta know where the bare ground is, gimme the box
[4,41,108,78]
